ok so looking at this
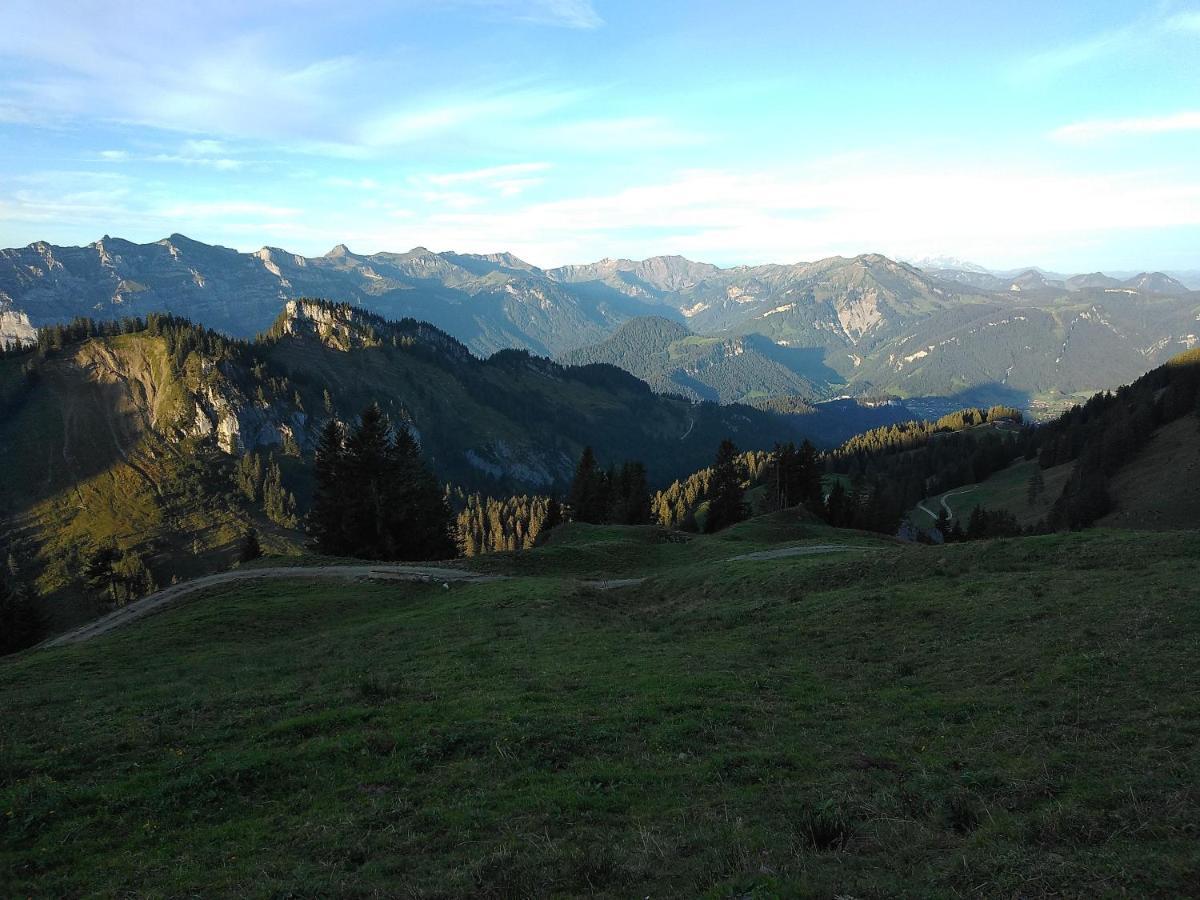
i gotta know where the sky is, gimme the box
[1,0,1198,271]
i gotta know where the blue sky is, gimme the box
[1,0,1198,270]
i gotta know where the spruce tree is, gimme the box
[0,552,43,655]
[389,422,456,560]
[343,404,397,558]
[309,419,347,554]
[704,439,747,533]
[539,497,563,539]
[568,447,606,524]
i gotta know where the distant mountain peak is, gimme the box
[1121,272,1189,294]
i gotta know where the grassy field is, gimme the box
[3,518,1200,896]
[908,459,1075,530]
[1100,416,1200,531]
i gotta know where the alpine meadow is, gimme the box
[2,2,1200,897]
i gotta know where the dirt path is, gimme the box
[38,543,876,649]
[38,564,505,649]
[939,488,976,520]
[727,544,877,561]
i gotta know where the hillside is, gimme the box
[904,348,1200,533]
[0,330,302,630]
[0,302,798,626]
[908,458,1075,530]
[4,237,1197,416]
[557,315,829,403]
[1098,416,1200,530]
[4,520,1200,896]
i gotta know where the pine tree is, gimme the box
[239,527,263,563]
[935,507,950,540]
[797,440,824,509]
[539,497,563,540]
[84,542,121,605]
[388,422,456,560]
[824,481,850,527]
[610,461,651,525]
[0,552,43,655]
[343,404,396,558]
[309,419,347,554]
[704,439,747,533]
[114,550,154,604]
[568,447,607,524]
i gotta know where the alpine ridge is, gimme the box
[2,236,1197,416]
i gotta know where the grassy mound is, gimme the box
[3,524,1199,896]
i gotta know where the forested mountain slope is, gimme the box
[0,301,795,624]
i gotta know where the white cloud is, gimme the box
[181,139,228,156]
[426,162,551,186]
[327,176,382,190]
[285,163,1200,269]
[1051,110,1200,142]
[99,149,130,161]
[149,154,244,170]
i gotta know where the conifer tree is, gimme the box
[239,527,263,563]
[540,497,563,538]
[84,542,121,605]
[935,507,950,539]
[704,439,747,533]
[568,447,607,524]
[0,552,43,655]
[309,419,347,554]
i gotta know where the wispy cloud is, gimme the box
[452,0,603,29]
[1051,110,1200,142]
[426,162,551,186]
[96,142,245,170]
[1014,29,1129,81]
[1011,8,1200,81]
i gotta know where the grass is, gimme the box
[3,520,1200,896]
[909,458,1075,530]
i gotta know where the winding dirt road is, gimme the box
[37,542,879,650]
[38,564,504,649]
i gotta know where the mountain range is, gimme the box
[3,235,1198,416]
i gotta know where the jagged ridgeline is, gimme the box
[0,300,795,624]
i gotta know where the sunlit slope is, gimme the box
[0,335,290,629]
